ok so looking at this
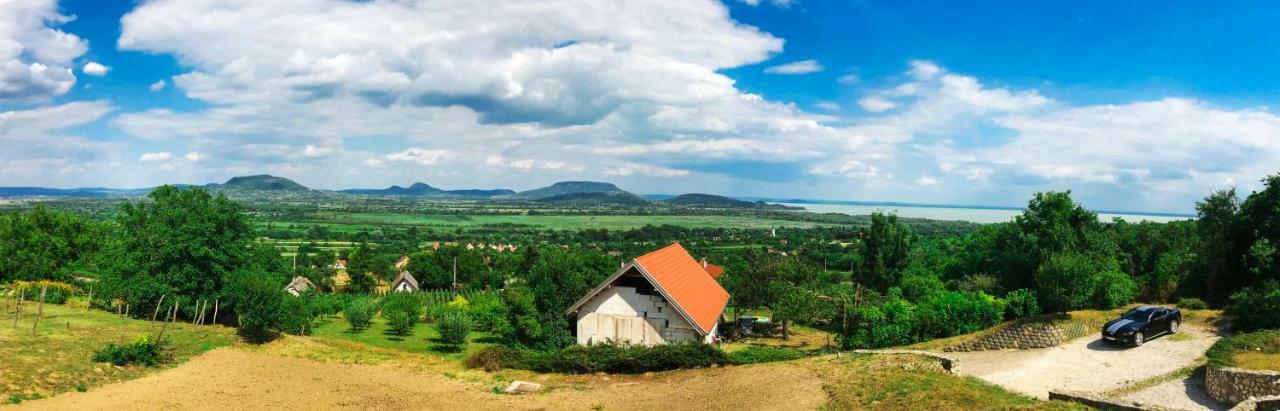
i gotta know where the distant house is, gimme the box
[284,276,316,296]
[390,271,419,292]
[332,259,347,270]
[565,243,730,346]
[699,258,724,280]
[394,255,410,271]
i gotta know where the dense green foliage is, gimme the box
[1207,329,1280,368]
[224,269,290,341]
[92,336,171,367]
[466,343,730,374]
[0,206,100,283]
[343,296,377,330]
[380,292,422,336]
[726,346,810,364]
[436,308,473,346]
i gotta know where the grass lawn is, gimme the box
[1208,329,1280,371]
[809,354,1084,410]
[309,314,495,362]
[0,298,236,403]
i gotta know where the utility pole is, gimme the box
[452,256,458,290]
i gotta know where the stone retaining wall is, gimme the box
[945,322,1086,352]
[849,349,959,374]
[1048,390,1181,411]
[1208,365,1280,406]
[1228,395,1280,411]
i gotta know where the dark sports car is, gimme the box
[1101,306,1181,346]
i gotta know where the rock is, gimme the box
[503,381,543,395]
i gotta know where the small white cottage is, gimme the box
[284,276,316,296]
[565,243,729,345]
[390,270,419,292]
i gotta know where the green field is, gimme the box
[309,314,495,362]
[260,211,841,232]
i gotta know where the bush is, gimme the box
[728,346,807,365]
[466,343,730,374]
[7,280,75,304]
[1004,289,1041,320]
[437,308,473,346]
[1177,297,1209,310]
[381,292,421,336]
[916,291,1004,338]
[1227,282,1280,332]
[343,297,377,331]
[224,269,287,342]
[464,346,526,371]
[466,292,509,333]
[92,336,171,366]
[278,294,313,335]
[1093,270,1138,309]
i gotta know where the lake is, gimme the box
[773,202,1193,224]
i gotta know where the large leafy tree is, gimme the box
[0,205,102,282]
[853,212,913,292]
[96,186,265,315]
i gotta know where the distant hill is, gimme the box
[216,175,310,192]
[507,181,627,200]
[535,192,653,206]
[664,193,801,210]
[340,182,514,197]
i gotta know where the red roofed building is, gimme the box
[699,258,724,279]
[566,243,730,345]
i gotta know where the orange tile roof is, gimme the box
[634,243,730,335]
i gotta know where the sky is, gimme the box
[2,0,1279,213]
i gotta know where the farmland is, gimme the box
[257,210,842,232]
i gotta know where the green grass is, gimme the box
[0,298,236,400]
[1207,329,1280,370]
[260,212,838,232]
[810,354,1085,410]
[309,314,495,362]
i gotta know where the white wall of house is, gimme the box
[575,285,706,345]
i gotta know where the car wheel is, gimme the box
[1170,320,1179,334]
[1133,332,1144,347]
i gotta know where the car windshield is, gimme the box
[1121,309,1154,321]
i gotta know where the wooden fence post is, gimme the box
[86,285,93,311]
[124,303,130,318]
[191,300,201,325]
[152,295,166,322]
[31,286,47,337]
[212,299,219,325]
[12,289,22,327]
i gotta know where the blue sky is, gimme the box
[2,0,1279,213]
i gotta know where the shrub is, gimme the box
[728,346,807,365]
[466,292,509,333]
[1004,289,1041,320]
[916,291,1004,338]
[343,297,377,330]
[224,269,287,342]
[521,343,729,374]
[7,280,75,304]
[381,292,421,336]
[1177,297,1209,310]
[1226,282,1280,332]
[92,336,171,366]
[307,293,349,316]
[1093,270,1138,309]
[437,308,473,346]
[464,346,526,371]
[278,294,313,335]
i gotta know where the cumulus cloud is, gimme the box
[915,175,939,186]
[0,0,87,102]
[140,152,172,162]
[0,101,122,185]
[764,59,823,75]
[82,61,109,76]
[606,163,692,178]
[149,80,166,91]
[184,151,203,162]
[857,96,896,112]
[386,148,452,165]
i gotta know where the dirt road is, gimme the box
[16,347,826,411]
[947,324,1222,409]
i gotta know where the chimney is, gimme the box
[700,258,708,268]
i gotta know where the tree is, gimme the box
[96,186,263,317]
[1196,188,1242,303]
[853,212,913,292]
[0,206,102,283]
[224,268,288,342]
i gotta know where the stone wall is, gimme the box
[1207,365,1280,406]
[1228,395,1280,411]
[849,349,959,374]
[945,322,1083,352]
[1047,390,1181,411]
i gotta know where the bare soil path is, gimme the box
[945,325,1222,409]
[15,347,826,411]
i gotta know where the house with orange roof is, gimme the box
[565,243,730,345]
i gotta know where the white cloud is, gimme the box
[764,59,823,75]
[184,151,203,162]
[857,96,896,112]
[837,74,860,85]
[302,144,336,158]
[606,163,692,177]
[82,62,110,76]
[140,152,172,162]
[915,175,939,186]
[149,80,166,92]
[814,101,839,111]
[386,148,451,165]
[0,0,87,102]
[739,0,795,8]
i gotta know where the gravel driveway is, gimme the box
[945,324,1222,409]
